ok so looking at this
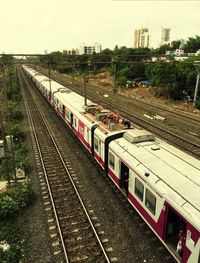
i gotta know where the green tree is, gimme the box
[184,35,200,53]
[153,44,171,55]
[171,40,181,50]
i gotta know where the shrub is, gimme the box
[13,144,30,171]
[195,98,200,109]
[0,182,35,219]
[0,245,21,263]
[0,195,18,218]
[0,221,21,263]
[9,182,35,210]
[10,108,23,122]
[7,124,25,142]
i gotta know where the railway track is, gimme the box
[35,68,200,159]
[21,66,178,263]
[92,96,200,159]
[18,68,112,263]
[37,67,200,126]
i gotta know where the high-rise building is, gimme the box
[79,42,102,55]
[134,28,150,48]
[161,28,171,46]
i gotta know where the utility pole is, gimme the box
[83,74,87,106]
[1,64,16,183]
[72,62,75,89]
[193,61,200,107]
[48,62,52,101]
[0,109,10,185]
[112,56,119,94]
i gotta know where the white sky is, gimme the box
[0,0,199,53]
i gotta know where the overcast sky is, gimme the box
[0,0,199,54]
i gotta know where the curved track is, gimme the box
[20,66,177,263]
[18,68,111,263]
[36,68,200,159]
[37,67,200,126]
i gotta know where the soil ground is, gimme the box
[88,72,200,115]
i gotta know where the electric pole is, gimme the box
[112,56,119,94]
[83,74,87,106]
[72,62,75,89]
[193,61,200,107]
[1,64,16,183]
[48,62,52,101]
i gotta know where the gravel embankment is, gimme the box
[33,87,174,262]
[19,75,175,263]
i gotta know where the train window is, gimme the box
[65,110,70,120]
[84,127,90,143]
[94,137,99,152]
[109,152,115,170]
[74,118,77,128]
[135,178,144,201]
[145,189,156,215]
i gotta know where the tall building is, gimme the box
[161,28,170,46]
[134,28,150,48]
[79,42,102,55]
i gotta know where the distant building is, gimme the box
[161,28,170,46]
[175,49,184,56]
[166,49,184,56]
[134,28,150,48]
[63,49,79,55]
[79,42,102,55]
[196,49,200,56]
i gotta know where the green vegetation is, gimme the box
[0,182,35,218]
[0,221,21,263]
[38,35,200,107]
[196,98,200,110]
[145,60,197,100]
[0,182,35,263]
[0,64,34,262]
[0,65,28,181]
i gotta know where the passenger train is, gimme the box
[22,66,200,263]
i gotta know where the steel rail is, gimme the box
[19,70,70,263]
[29,66,200,158]
[20,68,111,263]
[36,67,200,124]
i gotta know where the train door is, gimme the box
[99,141,102,161]
[84,127,90,145]
[165,206,186,258]
[120,161,129,196]
[70,113,74,128]
[62,105,65,119]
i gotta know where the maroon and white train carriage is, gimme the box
[108,129,200,263]
[23,65,200,263]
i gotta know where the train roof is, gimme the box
[110,129,200,227]
[54,88,93,113]
[23,66,130,135]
